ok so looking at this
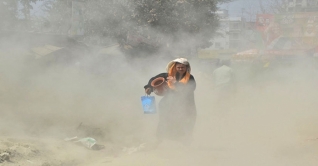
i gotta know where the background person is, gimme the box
[212,59,236,113]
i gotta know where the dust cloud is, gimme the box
[1,6,318,165]
[1,35,318,166]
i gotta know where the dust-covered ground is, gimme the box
[1,47,318,166]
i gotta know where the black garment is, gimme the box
[144,73,196,142]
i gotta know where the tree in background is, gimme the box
[42,0,73,34]
[19,0,43,30]
[0,0,19,30]
[43,0,232,56]
[82,0,133,45]
[130,0,227,53]
[0,0,44,31]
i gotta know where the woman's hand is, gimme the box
[167,76,176,84]
[145,88,152,95]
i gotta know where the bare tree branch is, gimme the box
[258,0,266,14]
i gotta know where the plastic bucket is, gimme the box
[141,96,156,114]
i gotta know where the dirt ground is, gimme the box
[1,54,318,166]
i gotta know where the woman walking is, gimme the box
[144,58,197,146]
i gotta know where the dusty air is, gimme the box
[0,0,318,165]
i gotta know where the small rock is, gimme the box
[0,152,10,163]
[41,162,51,166]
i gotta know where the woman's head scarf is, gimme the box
[166,58,191,73]
[166,58,191,89]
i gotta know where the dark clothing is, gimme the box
[144,73,196,142]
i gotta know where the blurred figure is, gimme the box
[264,23,280,43]
[303,24,317,45]
[249,55,272,92]
[304,24,316,37]
[212,59,235,113]
[144,58,196,147]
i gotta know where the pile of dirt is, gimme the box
[0,135,149,166]
[0,137,83,166]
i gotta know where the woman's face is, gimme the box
[175,63,187,75]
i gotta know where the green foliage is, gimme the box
[43,0,72,34]
[45,0,233,55]
[0,0,19,30]
[0,0,43,30]
[19,0,43,20]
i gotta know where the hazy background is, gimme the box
[1,0,318,166]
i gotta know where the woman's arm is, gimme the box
[144,73,168,94]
